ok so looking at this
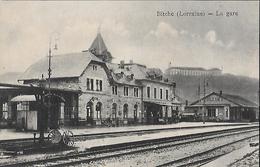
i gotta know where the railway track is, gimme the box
[156,135,258,167]
[0,123,250,144]
[0,125,258,167]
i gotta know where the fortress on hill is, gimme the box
[165,66,222,77]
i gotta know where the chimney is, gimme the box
[129,60,133,64]
[120,60,125,69]
[220,90,222,96]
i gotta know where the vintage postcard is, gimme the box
[0,1,259,167]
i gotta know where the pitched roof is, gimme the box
[106,63,140,86]
[124,64,148,79]
[19,51,102,80]
[147,68,163,78]
[106,62,173,86]
[89,33,108,55]
[221,93,258,107]
[190,92,258,107]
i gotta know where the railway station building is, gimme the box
[185,91,259,122]
[1,32,181,130]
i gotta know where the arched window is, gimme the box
[123,104,128,119]
[86,102,93,122]
[112,103,117,119]
[96,102,102,119]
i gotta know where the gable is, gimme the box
[191,94,238,107]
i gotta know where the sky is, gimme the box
[0,1,259,78]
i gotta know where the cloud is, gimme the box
[205,30,217,44]
[0,2,258,79]
[227,40,235,49]
[149,22,178,38]
[180,30,188,35]
[205,30,234,49]
[102,19,130,38]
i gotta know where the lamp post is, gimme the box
[38,32,59,143]
[46,32,59,130]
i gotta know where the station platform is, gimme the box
[0,122,252,141]
[0,122,258,165]
[74,123,257,150]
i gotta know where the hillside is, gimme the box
[0,72,259,105]
[166,73,259,105]
[0,72,22,84]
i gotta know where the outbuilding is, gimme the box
[185,91,258,122]
[11,95,38,131]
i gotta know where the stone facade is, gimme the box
[77,62,143,125]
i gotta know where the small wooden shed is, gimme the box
[11,95,38,131]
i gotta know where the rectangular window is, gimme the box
[124,86,129,96]
[86,78,90,90]
[134,88,139,97]
[147,86,150,98]
[90,79,94,90]
[2,103,8,112]
[208,108,216,117]
[17,102,29,111]
[96,80,99,91]
[154,88,157,99]
[2,103,8,119]
[99,80,102,91]
[160,88,163,99]
[112,85,118,95]
[166,90,169,100]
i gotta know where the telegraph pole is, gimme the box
[47,40,52,130]
[48,43,52,93]
[202,77,206,124]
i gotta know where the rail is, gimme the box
[0,125,258,167]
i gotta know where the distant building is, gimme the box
[185,91,258,122]
[165,67,222,76]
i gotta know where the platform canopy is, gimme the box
[11,95,36,102]
[144,100,173,106]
